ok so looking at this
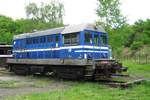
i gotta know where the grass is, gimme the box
[0,80,19,88]
[0,75,53,88]
[123,61,150,79]
[4,61,150,100]
[5,81,150,100]
[25,75,54,88]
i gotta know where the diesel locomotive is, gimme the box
[7,24,127,80]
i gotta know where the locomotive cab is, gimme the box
[62,29,109,59]
[83,30,109,59]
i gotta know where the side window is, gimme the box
[47,36,54,42]
[63,33,79,45]
[71,33,78,44]
[26,39,29,44]
[64,35,70,45]
[0,49,4,55]
[40,36,46,43]
[26,38,32,44]
[84,32,92,44]
[100,34,107,46]
[94,34,99,46]
[33,38,39,44]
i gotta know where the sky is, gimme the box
[0,0,150,25]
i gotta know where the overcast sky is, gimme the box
[0,0,150,25]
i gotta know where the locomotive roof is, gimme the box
[14,24,106,40]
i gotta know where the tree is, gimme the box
[0,15,16,33]
[25,1,64,24]
[25,3,39,21]
[96,0,126,29]
[0,15,16,44]
[15,19,37,33]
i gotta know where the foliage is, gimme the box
[96,0,126,29]
[108,19,150,57]
[130,41,143,50]
[15,19,37,33]
[108,24,132,56]
[25,1,64,24]
[0,15,16,33]
[15,18,63,33]
[0,15,16,44]
[96,0,150,57]
[123,61,150,78]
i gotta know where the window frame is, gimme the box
[84,31,92,45]
[63,32,79,46]
[33,38,39,44]
[100,33,107,46]
[26,38,32,45]
[55,35,59,43]
[40,36,46,43]
[47,35,54,43]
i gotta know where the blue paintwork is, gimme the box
[13,30,110,59]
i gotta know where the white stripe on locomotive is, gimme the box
[13,45,109,53]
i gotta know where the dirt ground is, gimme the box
[0,68,72,99]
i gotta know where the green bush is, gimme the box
[130,41,143,50]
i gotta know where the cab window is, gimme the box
[94,34,99,46]
[100,34,107,46]
[84,32,92,44]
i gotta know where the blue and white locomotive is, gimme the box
[13,24,110,59]
[7,24,126,80]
